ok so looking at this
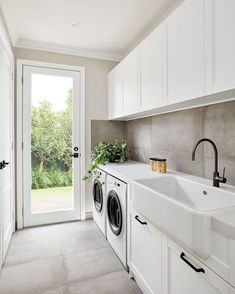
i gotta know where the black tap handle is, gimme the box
[222,167,227,183]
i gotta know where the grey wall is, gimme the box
[91,100,235,186]
[126,101,235,185]
[91,120,126,148]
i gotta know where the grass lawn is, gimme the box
[32,186,73,199]
[31,186,73,213]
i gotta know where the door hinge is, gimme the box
[21,142,24,150]
[11,72,14,81]
[12,211,14,220]
[21,75,23,84]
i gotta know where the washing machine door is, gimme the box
[107,190,122,236]
[93,179,103,213]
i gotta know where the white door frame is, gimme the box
[16,60,86,229]
[0,16,15,268]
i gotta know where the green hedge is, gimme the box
[32,168,72,189]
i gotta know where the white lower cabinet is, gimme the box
[131,212,162,294]
[162,237,230,294]
[131,215,231,294]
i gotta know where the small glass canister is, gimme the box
[149,158,156,171]
[159,159,167,173]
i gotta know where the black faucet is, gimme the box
[192,138,227,187]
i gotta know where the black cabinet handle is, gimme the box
[180,252,205,273]
[135,215,147,225]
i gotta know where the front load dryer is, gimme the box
[93,169,106,236]
[106,174,127,269]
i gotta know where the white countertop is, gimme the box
[100,160,235,240]
[99,160,164,184]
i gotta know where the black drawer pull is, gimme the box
[180,252,205,273]
[135,215,147,225]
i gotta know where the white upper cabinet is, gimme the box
[108,63,123,119]
[108,0,235,120]
[123,48,139,115]
[205,0,235,95]
[164,0,205,104]
[140,25,164,110]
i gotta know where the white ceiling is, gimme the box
[0,0,176,60]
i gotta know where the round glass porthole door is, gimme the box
[93,179,103,213]
[107,190,122,236]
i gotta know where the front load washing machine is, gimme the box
[93,169,106,236]
[106,174,127,269]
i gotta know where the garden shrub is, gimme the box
[32,168,72,189]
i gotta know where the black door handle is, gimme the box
[70,153,79,158]
[135,215,147,225]
[0,160,10,170]
[180,252,205,273]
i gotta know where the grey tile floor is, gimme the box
[0,220,142,294]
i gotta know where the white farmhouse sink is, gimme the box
[132,175,235,258]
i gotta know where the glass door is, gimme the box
[22,65,81,226]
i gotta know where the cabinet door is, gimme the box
[205,0,235,94]
[163,238,230,294]
[140,25,163,110]
[123,48,139,115]
[165,0,205,104]
[108,63,123,119]
[131,212,162,294]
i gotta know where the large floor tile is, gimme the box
[11,224,61,244]
[0,256,66,294]
[11,220,96,245]
[68,270,142,294]
[4,237,62,267]
[64,247,123,283]
[0,220,141,294]
[60,229,108,256]
[58,220,97,237]
[38,285,69,294]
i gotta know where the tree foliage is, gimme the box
[31,89,73,173]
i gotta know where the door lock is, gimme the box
[0,160,10,170]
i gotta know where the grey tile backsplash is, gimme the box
[91,100,235,185]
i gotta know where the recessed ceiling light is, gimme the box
[72,21,80,28]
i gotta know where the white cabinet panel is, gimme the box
[163,238,230,294]
[131,212,162,294]
[165,0,205,104]
[108,63,123,119]
[140,25,163,110]
[205,0,235,94]
[123,48,139,115]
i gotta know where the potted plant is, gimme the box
[83,140,127,182]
